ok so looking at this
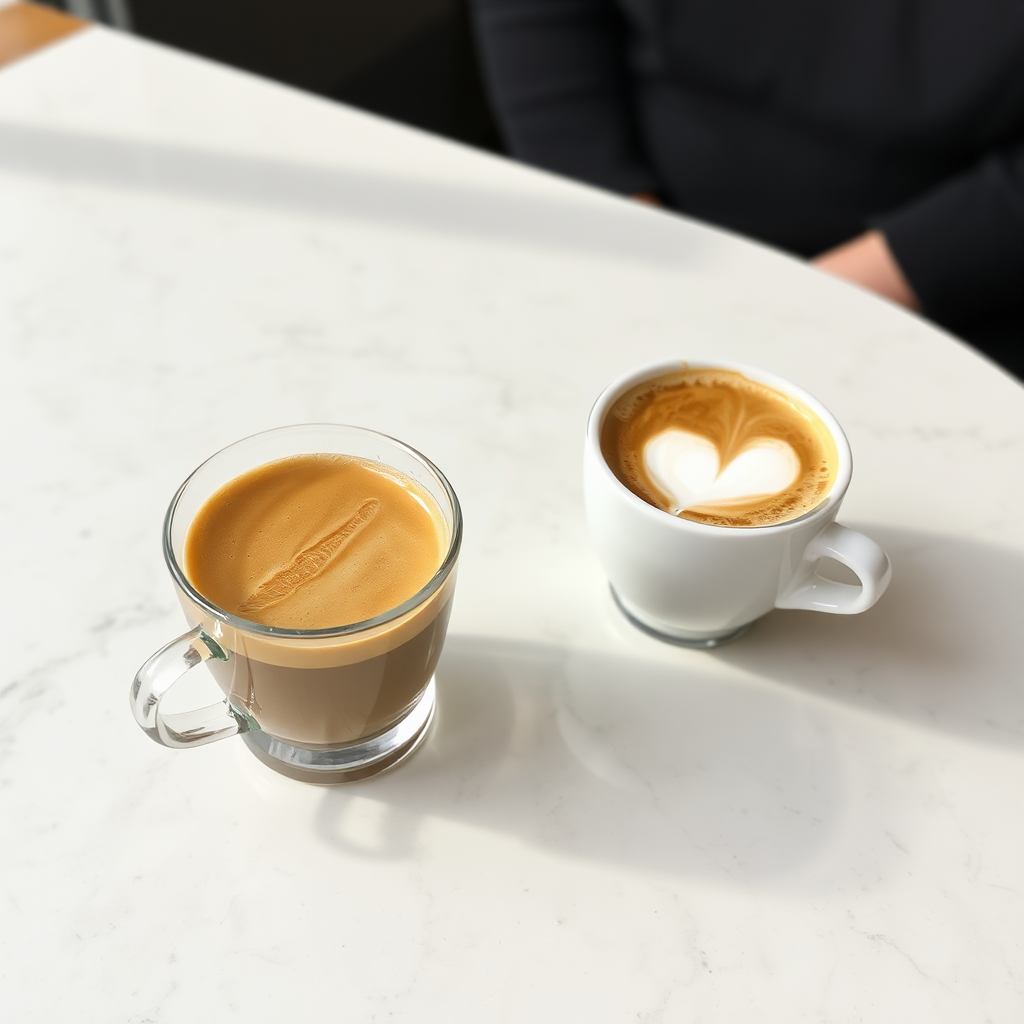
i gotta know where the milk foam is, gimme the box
[644,429,800,515]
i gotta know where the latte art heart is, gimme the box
[643,429,800,514]
[600,366,838,526]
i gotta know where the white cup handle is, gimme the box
[776,522,892,615]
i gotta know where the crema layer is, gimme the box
[184,454,447,629]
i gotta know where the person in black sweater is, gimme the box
[472,0,1024,378]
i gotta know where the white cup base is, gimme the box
[611,588,753,648]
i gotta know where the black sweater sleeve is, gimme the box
[471,0,658,195]
[875,143,1024,328]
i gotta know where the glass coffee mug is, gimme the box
[131,425,461,783]
[584,360,891,647]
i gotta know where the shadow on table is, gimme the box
[711,525,1024,750]
[315,632,847,880]
[0,121,705,265]
[313,526,1022,878]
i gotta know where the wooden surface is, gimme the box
[0,2,85,70]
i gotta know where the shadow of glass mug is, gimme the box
[583,361,892,647]
[130,425,462,783]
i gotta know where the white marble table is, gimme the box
[2,22,1023,1024]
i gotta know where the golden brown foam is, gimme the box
[601,367,838,527]
[184,454,447,629]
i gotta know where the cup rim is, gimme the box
[586,359,853,534]
[162,423,463,639]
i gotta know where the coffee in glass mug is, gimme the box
[130,425,461,783]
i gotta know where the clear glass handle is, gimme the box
[130,627,254,748]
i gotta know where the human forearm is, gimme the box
[870,144,1024,326]
[813,231,921,311]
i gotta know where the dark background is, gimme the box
[41,0,503,152]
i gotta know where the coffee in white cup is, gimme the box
[584,361,891,646]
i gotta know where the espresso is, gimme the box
[201,596,453,748]
[182,454,454,749]
[600,367,838,527]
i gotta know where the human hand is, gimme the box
[812,230,920,311]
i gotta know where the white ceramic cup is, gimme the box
[583,360,892,646]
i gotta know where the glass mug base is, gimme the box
[611,587,753,649]
[241,677,437,784]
